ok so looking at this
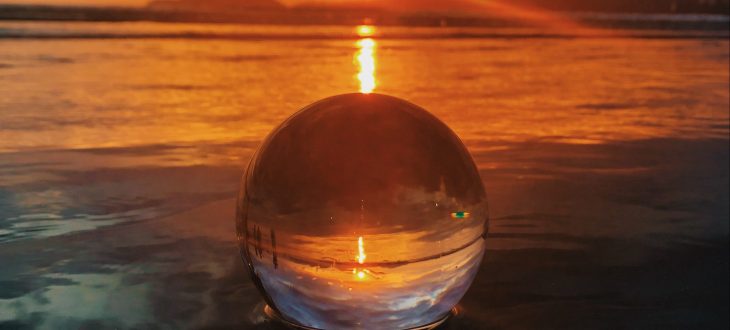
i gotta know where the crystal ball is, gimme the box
[236,93,488,329]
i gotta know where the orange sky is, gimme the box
[0,0,603,35]
[0,0,482,9]
[1,0,150,6]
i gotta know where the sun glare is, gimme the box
[356,24,375,37]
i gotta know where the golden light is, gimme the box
[356,24,375,37]
[353,236,368,280]
[355,37,376,94]
[473,0,610,36]
[358,38,375,48]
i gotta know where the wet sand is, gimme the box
[1,138,727,329]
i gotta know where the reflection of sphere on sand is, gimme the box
[236,93,488,329]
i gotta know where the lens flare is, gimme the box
[355,37,376,94]
[451,211,471,219]
[473,0,611,36]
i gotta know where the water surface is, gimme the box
[0,21,728,329]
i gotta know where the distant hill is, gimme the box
[0,0,727,30]
[147,0,284,12]
[296,0,729,15]
[144,0,729,15]
[511,0,729,14]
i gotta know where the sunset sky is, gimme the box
[3,0,727,15]
[2,0,149,6]
[0,0,453,7]
[0,0,504,15]
[0,0,488,9]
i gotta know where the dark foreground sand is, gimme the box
[1,138,727,329]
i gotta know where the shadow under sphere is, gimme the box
[237,93,489,329]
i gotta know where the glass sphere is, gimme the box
[236,93,488,329]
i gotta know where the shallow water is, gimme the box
[0,21,728,329]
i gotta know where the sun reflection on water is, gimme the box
[354,235,368,280]
[357,236,367,264]
[355,25,377,93]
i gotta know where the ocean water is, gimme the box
[0,21,728,329]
